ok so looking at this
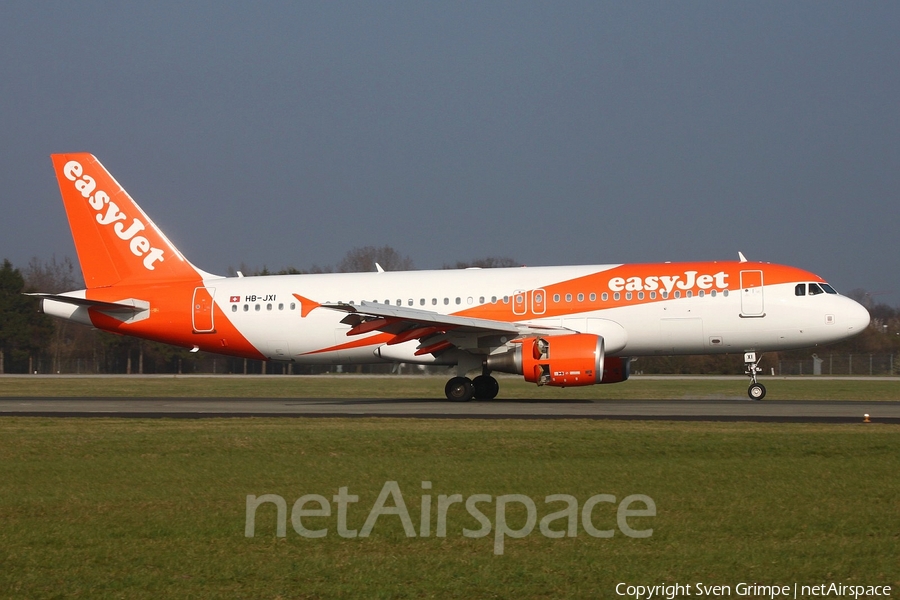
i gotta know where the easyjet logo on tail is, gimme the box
[63,160,165,271]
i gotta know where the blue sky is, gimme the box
[2,2,898,305]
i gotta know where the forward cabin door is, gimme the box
[192,287,216,333]
[740,271,765,317]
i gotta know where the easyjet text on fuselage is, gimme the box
[608,270,728,294]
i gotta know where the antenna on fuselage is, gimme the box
[738,252,748,263]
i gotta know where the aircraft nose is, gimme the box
[844,297,870,334]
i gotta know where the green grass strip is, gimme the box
[1,417,898,598]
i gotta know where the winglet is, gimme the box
[293,293,321,318]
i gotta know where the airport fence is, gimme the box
[775,353,896,377]
[8,353,898,377]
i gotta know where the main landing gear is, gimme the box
[744,352,766,400]
[445,371,499,402]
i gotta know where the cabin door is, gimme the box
[192,287,216,333]
[740,271,764,317]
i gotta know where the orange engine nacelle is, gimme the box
[522,334,602,386]
[485,334,630,387]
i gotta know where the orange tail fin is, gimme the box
[51,153,203,288]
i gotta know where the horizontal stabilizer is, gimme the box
[26,293,149,314]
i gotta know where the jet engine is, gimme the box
[485,333,630,387]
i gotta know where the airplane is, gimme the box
[34,153,871,401]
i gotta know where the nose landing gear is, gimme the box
[744,352,766,400]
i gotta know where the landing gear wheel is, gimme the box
[473,375,500,400]
[743,352,766,401]
[748,383,766,401]
[445,376,475,402]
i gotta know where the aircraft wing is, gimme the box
[322,300,566,355]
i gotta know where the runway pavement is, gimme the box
[1,396,899,422]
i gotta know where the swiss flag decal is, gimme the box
[229,296,240,303]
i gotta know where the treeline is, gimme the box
[1,253,898,375]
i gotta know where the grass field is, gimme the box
[1,414,898,599]
[1,374,899,400]
[1,377,898,598]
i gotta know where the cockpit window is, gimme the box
[808,283,825,295]
[795,284,806,296]
[821,283,837,294]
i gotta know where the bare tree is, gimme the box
[23,255,81,293]
[227,263,334,276]
[443,256,520,269]
[338,246,413,273]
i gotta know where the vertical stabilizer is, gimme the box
[51,153,202,288]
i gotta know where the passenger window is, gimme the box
[290,303,296,310]
[661,292,668,299]
[232,305,237,312]
[602,292,609,301]
[674,291,681,299]
[491,296,498,303]
[503,296,509,304]
[278,303,284,310]
[577,293,584,302]
[479,296,485,304]
[638,291,645,300]
[255,304,260,311]
[795,284,806,296]
[456,297,462,305]
[420,299,425,306]
[409,299,414,306]
[710,290,716,297]
[243,305,249,312]
[614,292,621,301]
[432,298,437,305]
[566,293,572,302]
[267,303,272,311]
[626,292,632,301]
[553,294,560,302]
[443,298,449,305]
[589,293,596,301]
[698,290,704,298]
[723,290,729,297]
[686,291,692,298]
[650,291,657,299]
